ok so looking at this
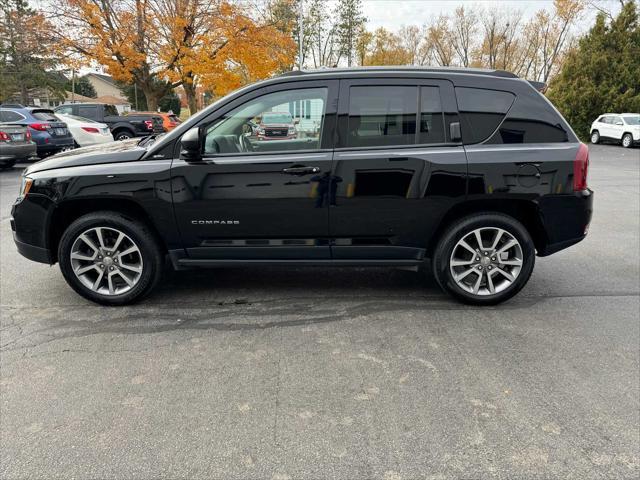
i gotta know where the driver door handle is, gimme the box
[282,166,320,175]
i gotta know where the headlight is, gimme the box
[18,176,33,199]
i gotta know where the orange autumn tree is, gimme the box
[153,0,295,113]
[52,0,295,112]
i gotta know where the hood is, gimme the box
[25,139,147,175]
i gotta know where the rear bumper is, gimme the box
[0,143,37,162]
[537,189,594,256]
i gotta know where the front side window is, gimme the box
[623,115,640,125]
[346,86,417,148]
[204,87,327,155]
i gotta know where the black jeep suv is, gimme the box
[11,67,593,305]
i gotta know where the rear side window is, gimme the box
[347,86,416,147]
[419,86,445,144]
[0,110,24,122]
[456,87,515,144]
[78,105,98,119]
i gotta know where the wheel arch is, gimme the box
[427,199,548,257]
[48,198,167,263]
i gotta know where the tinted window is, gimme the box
[419,86,445,144]
[31,110,59,121]
[78,106,98,120]
[347,86,416,147]
[204,87,327,155]
[104,105,119,116]
[612,116,623,125]
[623,115,640,125]
[0,110,24,122]
[456,87,515,144]
[56,105,73,115]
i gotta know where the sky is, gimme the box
[359,0,624,32]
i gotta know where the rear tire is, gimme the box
[114,130,134,141]
[58,212,163,305]
[622,133,633,148]
[590,130,600,144]
[432,213,536,305]
[0,160,16,170]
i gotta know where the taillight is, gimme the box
[573,143,589,191]
[29,123,51,131]
[81,127,100,133]
[0,131,9,141]
[144,120,153,130]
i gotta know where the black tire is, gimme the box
[58,211,163,305]
[114,130,134,141]
[432,213,536,305]
[622,133,633,148]
[0,160,16,170]
[590,130,600,144]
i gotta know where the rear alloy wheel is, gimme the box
[59,212,163,305]
[590,131,600,144]
[622,133,633,148]
[432,213,535,305]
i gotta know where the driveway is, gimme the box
[1,144,639,479]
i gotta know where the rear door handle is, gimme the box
[282,166,320,175]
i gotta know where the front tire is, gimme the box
[114,131,133,141]
[432,213,536,305]
[58,212,163,305]
[590,130,600,144]
[622,133,633,148]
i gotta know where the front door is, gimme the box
[171,80,338,259]
[329,78,467,260]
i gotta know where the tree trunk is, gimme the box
[183,81,198,115]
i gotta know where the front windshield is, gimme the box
[262,113,292,124]
[622,116,640,125]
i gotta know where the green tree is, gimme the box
[0,0,64,104]
[335,0,366,66]
[65,76,97,98]
[547,1,640,139]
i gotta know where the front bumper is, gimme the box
[537,189,594,256]
[11,194,55,265]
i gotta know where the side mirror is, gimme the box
[449,122,462,142]
[615,121,624,126]
[180,126,201,160]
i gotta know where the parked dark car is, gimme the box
[11,67,593,306]
[254,111,297,140]
[54,103,164,140]
[0,123,37,168]
[0,106,74,157]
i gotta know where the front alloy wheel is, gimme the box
[449,227,523,296]
[590,131,600,144]
[59,212,163,305]
[622,133,633,148]
[70,227,143,295]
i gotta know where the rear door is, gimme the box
[170,79,338,260]
[329,78,467,260]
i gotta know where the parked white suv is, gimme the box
[590,113,639,148]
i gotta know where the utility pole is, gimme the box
[298,0,303,70]
[71,69,75,103]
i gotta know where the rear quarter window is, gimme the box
[456,87,515,144]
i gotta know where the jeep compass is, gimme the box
[11,67,593,305]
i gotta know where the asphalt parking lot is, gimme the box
[1,144,639,479]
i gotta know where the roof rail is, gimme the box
[0,103,26,108]
[277,66,519,79]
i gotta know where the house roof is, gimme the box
[84,73,117,86]
[64,90,96,103]
[95,95,130,105]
